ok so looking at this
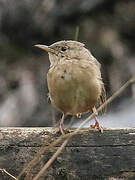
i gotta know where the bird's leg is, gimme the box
[76,113,82,118]
[59,113,66,134]
[90,107,104,133]
[91,115,100,129]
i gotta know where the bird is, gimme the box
[35,40,106,134]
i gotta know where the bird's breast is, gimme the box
[47,60,102,115]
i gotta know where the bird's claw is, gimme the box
[90,124,106,133]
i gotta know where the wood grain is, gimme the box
[0,127,135,180]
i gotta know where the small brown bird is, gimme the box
[35,40,106,134]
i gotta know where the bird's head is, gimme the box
[35,40,95,67]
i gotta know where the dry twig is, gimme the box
[18,133,69,180]
[0,168,18,180]
[33,139,69,180]
[31,76,135,180]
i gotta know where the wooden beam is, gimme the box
[0,128,135,179]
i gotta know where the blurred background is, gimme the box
[0,0,135,127]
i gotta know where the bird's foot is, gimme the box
[91,107,106,133]
[90,120,106,133]
[57,114,66,135]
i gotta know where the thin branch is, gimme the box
[74,26,79,41]
[18,134,69,180]
[18,75,135,180]
[76,75,135,133]
[33,138,69,180]
[32,76,135,180]
[0,168,18,180]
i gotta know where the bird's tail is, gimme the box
[98,84,107,114]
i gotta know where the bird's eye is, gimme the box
[61,47,67,51]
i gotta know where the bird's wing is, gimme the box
[92,56,106,114]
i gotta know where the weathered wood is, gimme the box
[0,127,135,180]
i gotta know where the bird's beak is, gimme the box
[35,44,55,54]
